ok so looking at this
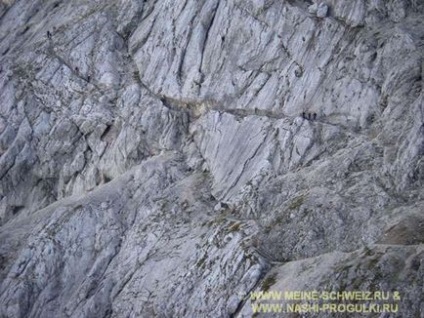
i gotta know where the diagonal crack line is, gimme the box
[199,0,220,78]
[225,129,270,197]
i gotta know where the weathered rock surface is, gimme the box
[0,0,423,317]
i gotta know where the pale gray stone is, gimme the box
[317,3,329,18]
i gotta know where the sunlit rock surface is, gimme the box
[0,0,423,317]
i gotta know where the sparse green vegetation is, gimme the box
[362,245,373,257]
[261,273,277,292]
[275,214,284,224]
[214,214,227,225]
[288,195,305,210]
[228,222,241,233]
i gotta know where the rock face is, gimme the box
[0,0,423,317]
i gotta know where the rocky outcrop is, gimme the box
[0,0,423,317]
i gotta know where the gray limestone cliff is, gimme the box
[0,0,423,317]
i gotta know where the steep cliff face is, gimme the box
[0,0,423,317]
